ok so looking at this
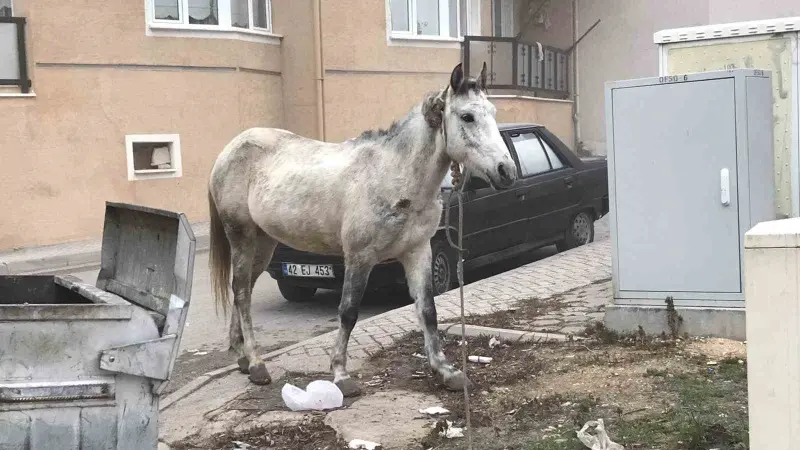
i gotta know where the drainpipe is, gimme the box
[571,0,581,153]
[312,0,326,141]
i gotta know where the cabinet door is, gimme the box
[611,78,741,293]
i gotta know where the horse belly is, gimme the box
[248,190,344,255]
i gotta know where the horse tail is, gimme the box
[208,190,231,316]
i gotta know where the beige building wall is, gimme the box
[320,0,572,143]
[491,97,573,149]
[0,0,284,250]
[574,0,707,155]
[0,0,575,251]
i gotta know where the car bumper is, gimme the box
[265,245,407,291]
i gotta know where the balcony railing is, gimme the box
[0,17,31,93]
[462,35,569,99]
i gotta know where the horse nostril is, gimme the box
[497,163,512,181]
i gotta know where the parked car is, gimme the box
[266,122,609,302]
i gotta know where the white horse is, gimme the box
[208,62,517,397]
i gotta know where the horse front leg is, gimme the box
[330,260,373,397]
[399,242,469,391]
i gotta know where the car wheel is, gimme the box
[556,210,595,252]
[277,280,317,302]
[431,239,457,296]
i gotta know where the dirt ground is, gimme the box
[173,321,748,450]
[363,325,749,450]
[170,275,749,450]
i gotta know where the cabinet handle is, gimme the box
[720,168,730,206]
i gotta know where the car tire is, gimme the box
[556,210,595,252]
[277,280,317,302]
[431,238,458,296]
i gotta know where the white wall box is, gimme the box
[603,69,777,338]
[744,217,800,450]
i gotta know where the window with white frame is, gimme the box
[151,0,272,32]
[390,0,473,38]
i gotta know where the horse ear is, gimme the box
[450,63,465,92]
[423,91,446,129]
[478,62,488,92]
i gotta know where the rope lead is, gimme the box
[444,162,473,449]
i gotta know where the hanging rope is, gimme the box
[444,161,473,449]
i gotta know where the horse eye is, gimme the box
[461,113,475,123]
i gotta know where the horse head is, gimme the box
[423,62,517,190]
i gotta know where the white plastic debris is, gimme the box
[419,406,450,416]
[232,441,251,449]
[489,337,501,349]
[281,380,343,411]
[348,439,382,449]
[439,420,464,439]
[468,355,493,364]
[576,419,624,450]
[412,352,426,360]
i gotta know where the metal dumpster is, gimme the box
[0,202,196,450]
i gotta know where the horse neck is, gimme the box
[390,112,451,203]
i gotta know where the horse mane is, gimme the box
[350,89,444,145]
[352,119,406,143]
[350,76,482,147]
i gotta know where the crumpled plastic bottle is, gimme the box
[281,380,344,411]
[576,419,624,450]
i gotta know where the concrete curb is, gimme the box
[158,339,315,412]
[438,323,586,343]
[0,222,210,275]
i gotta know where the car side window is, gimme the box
[538,135,565,170]
[510,132,551,177]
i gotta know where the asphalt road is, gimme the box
[69,215,609,395]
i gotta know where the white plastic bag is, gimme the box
[281,380,344,411]
[576,419,624,450]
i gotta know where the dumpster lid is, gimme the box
[96,202,196,318]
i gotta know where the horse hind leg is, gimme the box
[227,224,273,385]
[398,242,469,391]
[330,257,374,397]
[233,231,277,374]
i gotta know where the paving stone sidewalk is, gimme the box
[159,237,613,446]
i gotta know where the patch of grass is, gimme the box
[610,358,749,450]
[644,368,668,377]
[523,429,584,450]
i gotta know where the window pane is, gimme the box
[231,0,248,28]
[416,0,440,36]
[539,136,565,169]
[448,0,458,37]
[188,0,218,25]
[390,0,410,32]
[252,0,269,29]
[460,0,468,36]
[154,0,179,21]
[512,133,551,176]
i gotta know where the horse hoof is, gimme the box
[248,363,272,385]
[335,378,362,397]
[237,357,250,374]
[443,370,471,391]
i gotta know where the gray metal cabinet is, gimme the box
[605,69,776,308]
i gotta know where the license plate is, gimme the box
[282,263,335,278]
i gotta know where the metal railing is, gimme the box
[0,17,31,93]
[462,35,569,99]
